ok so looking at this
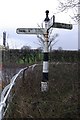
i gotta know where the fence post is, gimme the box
[23,70,25,81]
[22,68,27,84]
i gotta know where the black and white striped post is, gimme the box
[16,10,73,92]
[41,10,50,92]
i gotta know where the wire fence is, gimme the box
[0,64,37,120]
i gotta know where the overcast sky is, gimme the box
[0,0,78,50]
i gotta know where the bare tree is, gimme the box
[21,45,31,50]
[58,46,63,51]
[37,32,59,51]
[37,24,59,51]
[57,0,80,23]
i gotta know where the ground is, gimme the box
[5,62,79,118]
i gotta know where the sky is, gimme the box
[0,0,78,50]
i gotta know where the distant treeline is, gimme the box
[2,49,79,67]
[50,50,79,62]
[2,49,42,67]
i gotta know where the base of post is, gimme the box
[41,81,49,92]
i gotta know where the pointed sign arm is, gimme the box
[52,22,73,30]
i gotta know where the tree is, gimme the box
[21,45,31,50]
[48,29,59,51]
[37,24,59,51]
[37,32,59,51]
[20,45,31,64]
[57,0,80,23]
[58,46,63,51]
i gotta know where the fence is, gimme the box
[0,64,37,120]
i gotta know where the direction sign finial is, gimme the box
[44,10,50,22]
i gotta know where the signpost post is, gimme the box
[16,10,73,92]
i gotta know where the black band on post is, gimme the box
[43,52,49,61]
[42,73,48,82]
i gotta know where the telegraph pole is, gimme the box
[41,10,50,92]
[3,32,6,47]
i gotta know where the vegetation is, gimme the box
[2,49,79,118]
[2,49,43,66]
[2,49,79,66]
[57,0,80,23]
[5,62,79,118]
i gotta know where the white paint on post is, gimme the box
[43,62,48,73]
[41,82,49,92]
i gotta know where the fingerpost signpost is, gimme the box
[16,10,73,92]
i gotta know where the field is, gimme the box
[5,62,79,118]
